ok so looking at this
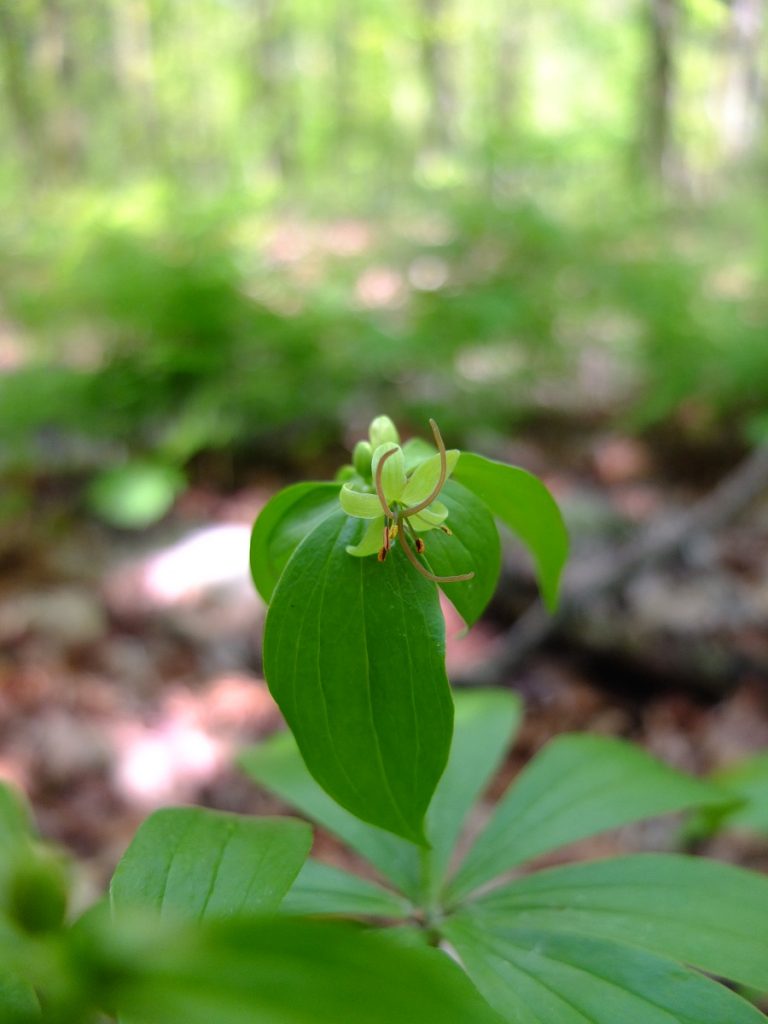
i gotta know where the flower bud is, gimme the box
[352,440,373,478]
[368,415,399,449]
[335,464,356,483]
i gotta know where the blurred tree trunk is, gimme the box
[644,0,678,185]
[483,8,524,193]
[0,3,47,171]
[719,0,764,161]
[37,0,85,175]
[494,13,522,134]
[331,9,355,152]
[110,0,160,163]
[252,0,297,177]
[417,0,456,150]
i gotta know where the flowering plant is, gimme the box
[250,414,568,839]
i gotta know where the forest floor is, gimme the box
[1,426,767,914]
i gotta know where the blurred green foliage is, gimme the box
[0,0,767,523]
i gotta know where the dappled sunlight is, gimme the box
[355,266,407,310]
[110,675,278,810]
[141,524,254,606]
[104,522,264,647]
[0,324,28,372]
[441,593,501,674]
[111,716,224,809]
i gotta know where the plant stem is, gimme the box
[419,844,438,932]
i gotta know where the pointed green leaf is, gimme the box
[281,860,411,918]
[454,452,568,611]
[0,784,35,871]
[263,510,453,845]
[238,730,421,898]
[110,808,311,921]
[0,786,43,1021]
[240,691,521,902]
[473,853,768,992]
[422,479,501,626]
[425,689,521,894]
[709,753,768,834]
[444,915,767,1024]
[116,917,503,1024]
[0,784,33,841]
[249,482,341,602]
[447,734,732,902]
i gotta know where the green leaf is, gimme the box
[444,915,767,1024]
[87,462,185,530]
[0,788,43,1022]
[426,689,521,898]
[263,510,453,845]
[0,784,35,866]
[371,924,433,949]
[249,482,341,602]
[473,853,768,992]
[240,690,521,903]
[454,452,568,611]
[0,973,39,1022]
[422,479,501,627]
[109,916,503,1024]
[281,860,411,918]
[238,730,422,898]
[447,734,732,902]
[708,753,768,834]
[110,807,311,921]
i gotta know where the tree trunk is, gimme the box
[36,0,84,175]
[494,11,522,135]
[0,4,47,171]
[719,0,765,161]
[418,0,456,150]
[252,0,297,177]
[110,0,160,162]
[330,8,355,151]
[644,0,677,185]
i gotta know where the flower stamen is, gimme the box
[396,512,474,584]
[365,417,474,583]
[400,418,447,519]
[374,446,396,519]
